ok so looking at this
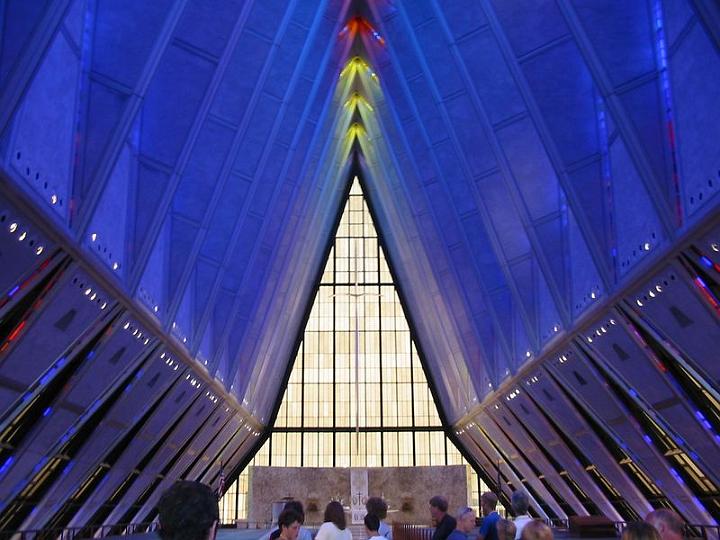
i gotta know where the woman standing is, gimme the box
[315,501,352,540]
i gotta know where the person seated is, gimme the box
[430,496,457,540]
[157,481,218,540]
[366,513,386,540]
[447,507,476,540]
[645,509,684,540]
[366,496,392,540]
[497,519,517,540]
[316,501,352,540]
[260,501,313,540]
[478,492,500,540]
[520,520,553,540]
[622,521,661,540]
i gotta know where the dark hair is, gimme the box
[364,513,380,532]
[324,501,346,530]
[622,522,661,540]
[429,496,448,513]
[284,500,305,524]
[279,508,303,532]
[481,492,498,508]
[158,481,219,540]
[366,497,388,520]
[511,491,529,515]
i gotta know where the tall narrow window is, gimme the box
[221,178,485,521]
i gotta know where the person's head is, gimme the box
[623,521,661,540]
[645,509,684,540]
[429,495,449,523]
[278,508,302,540]
[480,492,498,517]
[497,519,517,540]
[284,500,305,525]
[521,520,553,540]
[511,491,529,516]
[324,501,347,530]
[366,497,389,520]
[365,513,380,535]
[157,481,219,540]
[455,507,476,534]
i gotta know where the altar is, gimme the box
[247,465,468,525]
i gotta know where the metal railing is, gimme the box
[613,521,720,540]
[0,521,159,540]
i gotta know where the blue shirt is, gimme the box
[479,511,500,540]
[447,530,469,540]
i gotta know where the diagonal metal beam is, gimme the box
[72,0,190,238]
[426,0,573,330]
[127,0,256,295]
[194,0,353,381]
[689,0,720,51]
[366,4,524,378]
[479,0,615,292]
[0,0,73,135]
[554,0,677,237]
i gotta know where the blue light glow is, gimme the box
[643,434,653,445]
[0,456,14,476]
[43,407,52,417]
[8,285,20,297]
[701,256,713,268]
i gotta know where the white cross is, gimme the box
[334,238,381,453]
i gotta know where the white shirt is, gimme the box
[514,516,534,540]
[316,522,353,540]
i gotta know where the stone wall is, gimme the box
[248,465,467,526]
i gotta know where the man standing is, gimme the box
[447,507,476,540]
[430,496,457,540]
[478,492,500,540]
[510,492,533,540]
[645,509,684,540]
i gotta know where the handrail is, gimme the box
[613,520,720,539]
[0,521,159,540]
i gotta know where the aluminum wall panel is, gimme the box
[585,309,720,483]
[506,389,622,520]
[66,375,200,528]
[625,262,720,386]
[486,401,587,515]
[128,402,234,523]
[0,311,154,503]
[464,422,548,520]
[0,197,57,296]
[19,348,177,531]
[478,410,566,519]
[549,347,714,524]
[526,370,653,517]
[184,414,243,479]
[101,390,216,527]
[0,266,114,414]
